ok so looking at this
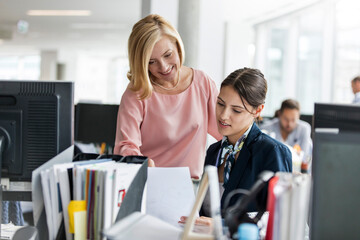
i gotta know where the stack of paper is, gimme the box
[104,167,197,240]
[105,212,182,240]
[265,172,311,240]
[32,147,143,240]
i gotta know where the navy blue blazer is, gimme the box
[203,123,292,216]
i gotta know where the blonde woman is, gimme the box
[114,14,221,179]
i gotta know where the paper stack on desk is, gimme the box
[265,172,311,240]
[104,167,196,240]
[32,147,143,240]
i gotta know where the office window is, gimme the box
[0,55,40,80]
[255,2,330,115]
[265,28,288,117]
[74,53,129,104]
[109,57,129,105]
[333,0,360,103]
[75,54,110,104]
[296,11,324,113]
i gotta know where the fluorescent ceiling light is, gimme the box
[70,23,128,29]
[27,10,92,16]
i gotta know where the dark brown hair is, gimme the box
[352,76,360,83]
[279,99,300,113]
[221,67,267,114]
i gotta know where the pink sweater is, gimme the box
[114,69,222,178]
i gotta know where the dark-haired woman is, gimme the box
[205,67,293,214]
[180,68,292,225]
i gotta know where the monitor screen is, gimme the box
[313,103,360,132]
[310,131,360,239]
[74,103,118,146]
[0,80,74,181]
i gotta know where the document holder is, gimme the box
[181,166,226,240]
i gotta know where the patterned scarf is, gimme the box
[217,124,252,187]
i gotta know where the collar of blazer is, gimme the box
[220,123,262,197]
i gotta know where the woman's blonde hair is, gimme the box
[127,14,185,100]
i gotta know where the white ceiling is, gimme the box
[0,0,322,53]
[0,0,141,52]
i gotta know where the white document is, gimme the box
[32,145,74,229]
[48,166,60,239]
[273,173,292,240]
[146,167,195,227]
[32,145,74,240]
[96,170,105,240]
[102,168,115,232]
[104,211,181,240]
[40,169,54,240]
[57,164,75,240]
[272,172,311,240]
[112,163,141,222]
[289,174,311,240]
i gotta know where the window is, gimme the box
[0,55,40,80]
[254,1,359,115]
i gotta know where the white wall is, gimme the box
[197,0,225,85]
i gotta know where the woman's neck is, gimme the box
[227,123,253,145]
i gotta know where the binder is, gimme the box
[265,172,311,240]
[265,176,279,240]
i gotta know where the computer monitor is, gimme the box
[300,114,313,128]
[313,103,360,132]
[0,80,74,181]
[310,131,360,239]
[74,103,118,146]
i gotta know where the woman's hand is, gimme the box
[148,158,156,167]
[178,216,213,226]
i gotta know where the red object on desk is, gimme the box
[265,176,279,240]
[117,189,126,207]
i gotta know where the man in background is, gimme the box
[351,76,360,104]
[261,99,312,158]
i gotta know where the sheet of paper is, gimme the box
[31,145,74,234]
[115,160,148,222]
[146,167,195,227]
[40,169,54,240]
[48,166,62,240]
[112,163,141,222]
[104,212,181,240]
[57,165,75,240]
[68,200,86,234]
[74,211,87,240]
[102,168,115,231]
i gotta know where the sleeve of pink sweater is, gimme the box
[207,77,222,140]
[113,87,144,156]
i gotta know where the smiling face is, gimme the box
[148,35,180,85]
[216,85,263,145]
